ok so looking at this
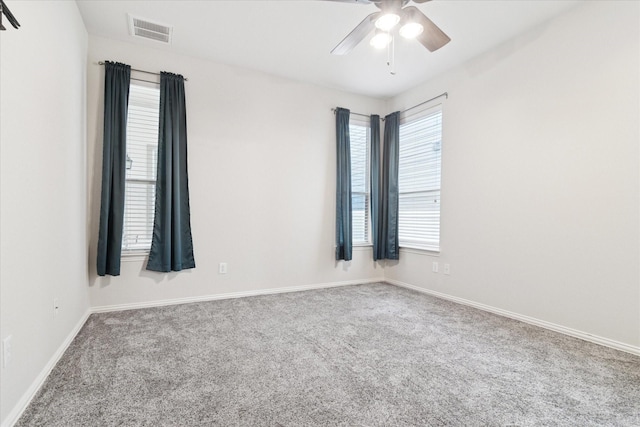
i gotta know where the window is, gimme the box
[122,83,160,252]
[398,106,442,251]
[350,118,371,245]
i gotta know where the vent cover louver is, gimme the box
[128,15,172,43]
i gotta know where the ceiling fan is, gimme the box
[329,0,450,55]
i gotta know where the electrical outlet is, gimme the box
[219,262,228,274]
[444,264,451,275]
[432,262,439,273]
[2,335,12,369]
[53,298,60,316]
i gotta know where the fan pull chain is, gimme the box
[387,34,396,75]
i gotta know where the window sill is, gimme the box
[121,251,149,262]
[399,246,440,256]
[353,243,373,250]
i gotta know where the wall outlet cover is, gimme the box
[219,263,228,274]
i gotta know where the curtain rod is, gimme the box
[401,92,448,115]
[331,92,447,121]
[330,109,374,120]
[98,61,188,81]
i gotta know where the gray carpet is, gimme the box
[16,283,640,426]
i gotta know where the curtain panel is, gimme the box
[335,107,352,261]
[370,115,384,261]
[146,72,196,272]
[96,61,131,277]
[380,111,401,260]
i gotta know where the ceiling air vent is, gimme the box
[128,15,172,44]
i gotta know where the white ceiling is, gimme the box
[76,0,580,99]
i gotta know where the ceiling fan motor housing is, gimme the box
[374,0,411,12]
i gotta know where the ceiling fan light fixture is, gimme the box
[399,22,424,39]
[370,31,392,49]
[375,13,400,31]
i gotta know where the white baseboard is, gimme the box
[386,278,640,357]
[91,277,385,313]
[8,276,633,427]
[2,309,91,427]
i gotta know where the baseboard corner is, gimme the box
[1,309,91,427]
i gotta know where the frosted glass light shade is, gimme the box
[375,13,400,31]
[399,22,424,39]
[370,32,392,49]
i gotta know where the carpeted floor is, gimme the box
[16,283,640,426]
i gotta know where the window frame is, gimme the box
[397,104,443,253]
[349,116,372,247]
[121,81,160,257]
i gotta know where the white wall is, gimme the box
[0,3,637,424]
[0,1,90,425]
[385,1,640,347]
[86,36,386,308]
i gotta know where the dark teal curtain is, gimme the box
[381,112,401,260]
[335,107,352,261]
[97,61,131,277]
[146,72,196,272]
[370,114,384,261]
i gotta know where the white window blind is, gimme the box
[398,106,442,251]
[122,83,160,252]
[350,119,371,245]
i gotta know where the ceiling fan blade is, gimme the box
[331,11,380,55]
[404,6,450,52]
[412,0,432,3]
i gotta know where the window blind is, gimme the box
[398,106,442,251]
[350,120,371,245]
[122,83,160,252]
